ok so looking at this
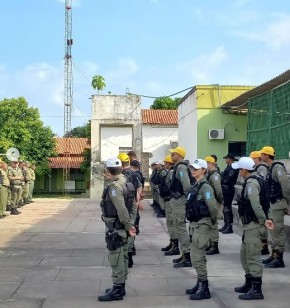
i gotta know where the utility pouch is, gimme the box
[171,191,182,199]
[105,231,124,251]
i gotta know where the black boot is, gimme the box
[161,239,172,252]
[218,224,227,232]
[173,252,192,268]
[239,277,264,300]
[262,250,276,264]
[189,280,211,300]
[98,284,124,301]
[164,240,180,256]
[206,242,220,255]
[132,244,136,256]
[234,274,253,293]
[222,224,233,234]
[6,204,12,211]
[186,280,200,295]
[265,252,285,268]
[173,254,183,264]
[156,209,166,218]
[105,283,126,296]
[10,208,20,215]
[128,252,134,268]
[261,239,270,255]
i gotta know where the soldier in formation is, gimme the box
[260,146,290,268]
[219,153,239,234]
[98,157,136,302]
[232,157,274,300]
[185,159,218,300]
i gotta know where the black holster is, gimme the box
[105,231,124,251]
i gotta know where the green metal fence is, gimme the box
[247,81,290,159]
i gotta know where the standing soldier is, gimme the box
[21,162,31,205]
[157,155,180,255]
[0,159,10,218]
[204,156,223,255]
[169,146,192,268]
[28,162,36,203]
[98,157,136,302]
[250,151,269,255]
[260,146,290,268]
[7,160,23,215]
[185,159,218,300]
[130,160,145,235]
[149,162,160,213]
[232,157,274,300]
[117,153,142,268]
[219,153,239,234]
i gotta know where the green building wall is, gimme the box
[197,109,247,169]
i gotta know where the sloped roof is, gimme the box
[222,70,290,110]
[49,157,84,169]
[55,138,90,155]
[49,138,89,169]
[141,109,178,125]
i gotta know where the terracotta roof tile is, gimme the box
[141,109,178,125]
[49,157,84,169]
[55,138,90,155]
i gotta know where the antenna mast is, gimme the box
[63,0,73,192]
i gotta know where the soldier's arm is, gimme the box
[275,165,290,205]
[201,185,218,222]
[176,164,191,194]
[247,180,266,224]
[108,185,133,231]
[257,165,267,180]
[211,174,223,204]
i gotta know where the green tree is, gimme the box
[64,121,91,138]
[91,75,106,93]
[150,97,180,110]
[65,121,91,172]
[0,97,56,174]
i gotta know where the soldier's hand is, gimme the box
[138,202,144,211]
[265,220,274,230]
[128,227,136,237]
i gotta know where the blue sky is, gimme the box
[1,0,289,136]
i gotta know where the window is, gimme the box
[228,141,246,158]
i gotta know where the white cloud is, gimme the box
[234,13,290,49]
[176,46,227,83]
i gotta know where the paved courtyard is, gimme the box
[0,198,289,308]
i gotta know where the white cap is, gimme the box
[155,161,164,165]
[232,157,255,170]
[189,159,207,169]
[106,157,122,168]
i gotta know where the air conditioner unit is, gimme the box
[208,129,224,140]
[170,140,178,148]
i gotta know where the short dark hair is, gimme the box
[269,155,275,160]
[127,151,137,157]
[107,167,122,175]
[130,160,140,167]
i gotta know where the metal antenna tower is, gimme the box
[63,0,73,192]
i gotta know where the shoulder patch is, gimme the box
[247,187,253,194]
[205,191,211,200]
[110,188,117,197]
[277,170,282,177]
[179,171,184,177]
[214,175,219,181]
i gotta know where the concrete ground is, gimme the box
[0,198,289,308]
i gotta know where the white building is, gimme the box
[90,94,178,198]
